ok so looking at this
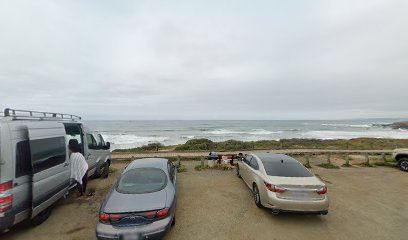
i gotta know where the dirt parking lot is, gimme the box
[2,160,408,240]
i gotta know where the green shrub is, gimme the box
[140,143,163,151]
[373,161,397,167]
[317,163,340,169]
[177,165,187,173]
[175,138,215,151]
[215,139,254,151]
[112,142,163,153]
[194,165,207,171]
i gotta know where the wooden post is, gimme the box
[327,153,331,164]
[201,156,205,168]
[304,153,311,168]
[381,153,387,163]
[365,153,370,165]
[177,155,181,166]
[345,153,350,166]
[279,141,283,149]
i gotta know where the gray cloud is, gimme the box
[0,0,407,120]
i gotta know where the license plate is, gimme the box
[121,233,141,240]
[292,191,309,198]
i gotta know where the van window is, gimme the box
[16,140,32,177]
[64,124,84,154]
[86,134,98,149]
[30,137,66,173]
[98,134,105,147]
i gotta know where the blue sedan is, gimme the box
[96,158,177,240]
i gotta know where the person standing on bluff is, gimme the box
[68,139,89,198]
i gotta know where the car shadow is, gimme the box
[265,210,328,224]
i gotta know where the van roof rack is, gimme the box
[4,108,82,121]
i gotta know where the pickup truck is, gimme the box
[392,149,408,172]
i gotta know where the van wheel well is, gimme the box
[100,160,110,179]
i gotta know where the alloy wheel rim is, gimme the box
[402,161,408,170]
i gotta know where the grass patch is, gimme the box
[303,163,312,168]
[358,162,376,167]
[109,167,118,173]
[341,163,353,167]
[373,161,397,167]
[194,165,208,171]
[177,165,187,173]
[317,163,340,169]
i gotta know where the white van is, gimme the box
[0,108,112,231]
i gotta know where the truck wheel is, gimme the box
[101,162,110,178]
[398,158,408,172]
[31,207,52,227]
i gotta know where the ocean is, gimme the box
[84,119,408,150]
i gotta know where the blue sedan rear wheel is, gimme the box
[171,216,176,226]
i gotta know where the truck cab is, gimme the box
[393,149,408,172]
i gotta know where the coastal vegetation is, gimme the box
[317,163,340,169]
[112,137,408,153]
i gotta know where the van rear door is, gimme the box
[27,122,70,217]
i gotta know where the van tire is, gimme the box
[31,207,52,227]
[100,162,110,178]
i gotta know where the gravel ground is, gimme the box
[2,160,408,240]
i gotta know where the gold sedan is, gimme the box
[237,153,329,215]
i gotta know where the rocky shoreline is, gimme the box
[382,121,408,129]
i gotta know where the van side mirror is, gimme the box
[105,142,111,150]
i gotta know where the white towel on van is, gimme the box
[70,152,88,185]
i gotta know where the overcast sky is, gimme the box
[0,0,407,120]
